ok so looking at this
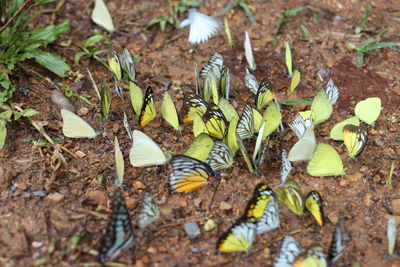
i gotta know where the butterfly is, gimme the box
[138,86,156,127]
[203,103,228,139]
[305,191,324,226]
[236,103,255,140]
[129,81,143,119]
[329,116,360,141]
[108,51,122,80]
[100,79,112,120]
[180,9,222,44]
[244,31,256,71]
[193,112,209,137]
[161,91,183,131]
[261,101,283,139]
[244,67,259,94]
[203,67,220,102]
[293,246,328,267]
[92,0,115,33]
[225,118,239,156]
[217,218,257,253]
[307,143,345,177]
[129,130,170,167]
[180,93,208,124]
[200,52,224,80]
[123,112,133,140]
[280,149,292,185]
[255,79,275,111]
[218,97,239,122]
[325,78,339,105]
[220,66,230,99]
[184,133,214,162]
[288,126,317,162]
[388,217,397,256]
[310,89,333,125]
[274,180,304,216]
[205,141,234,171]
[354,97,381,125]
[289,113,314,140]
[114,136,124,186]
[274,235,302,267]
[99,191,135,263]
[119,48,136,82]
[253,107,263,133]
[138,192,161,229]
[342,125,368,158]
[237,121,269,173]
[114,76,123,99]
[328,214,350,264]
[61,109,99,138]
[242,184,280,235]
[169,155,217,193]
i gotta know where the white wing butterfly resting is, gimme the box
[91,0,116,32]
[274,236,302,267]
[114,136,124,186]
[288,126,317,162]
[129,130,171,167]
[244,31,256,71]
[180,9,222,44]
[325,78,339,105]
[280,149,292,184]
[244,67,259,95]
[289,113,314,139]
[61,109,100,138]
[138,192,161,229]
[328,214,350,265]
[205,141,234,171]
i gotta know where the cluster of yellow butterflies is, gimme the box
[58,33,382,263]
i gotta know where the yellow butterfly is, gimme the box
[169,155,217,193]
[161,91,183,130]
[61,109,99,138]
[184,133,214,161]
[217,218,257,253]
[180,93,208,124]
[342,125,368,158]
[293,246,328,267]
[138,86,156,127]
[305,191,324,226]
[274,180,304,216]
[203,103,228,139]
[108,51,121,80]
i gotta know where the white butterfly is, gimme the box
[180,9,222,44]
[244,67,259,95]
[129,130,170,167]
[91,0,115,32]
[244,31,256,71]
[325,78,339,105]
[274,236,302,267]
[288,126,317,162]
[280,149,292,184]
[138,192,161,229]
[289,113,314,139]
[61,109,99,138]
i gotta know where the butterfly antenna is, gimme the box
[208,177,221,211]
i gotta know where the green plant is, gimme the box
[0,0,71,149]
[355,2,372,34]
[347,29,399,67]
[74,30,109,69]
[273,7,318,47]
[214,0,256,25]
[147,0,201,32]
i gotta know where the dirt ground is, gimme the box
[0,0,399,266]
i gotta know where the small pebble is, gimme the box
[184,222,200,239]
[75,151,86,158]
[204,219,217,232]
[46,192,64,202]
[77,107,89,116]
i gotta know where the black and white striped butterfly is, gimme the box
[200,52,224,80]
[244,67,259,95]
[274,236,302,267]
[236,103,255,140]
[205,141,234,171]
[328,214,350,264]
[325,78,339,105]
[138,192,161,229]
[99,192,135,263]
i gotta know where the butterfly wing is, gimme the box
[325,78,339,105]
[217,218,257,253]
[274,236,302,267]
[180,93,208,124]
[138,192,161,228]
[307,143,345,176]
[169,155,215,193]
[280,149,292,184]
[354,97,381,125]
[138,86,156,127]
[120,48,135,81]
[218,97,239,122]
[342,125,368,158]
[161,91,182,130]
[129,130,167,167]
[185,9,222,44]
[310,89,333,125]
[289,113,314,139]
[255,79,275,111]
[99,192,135,263]
[288,127,317,162]
[294,246,328,267]
[244,67,259,94]
[184,133,214,161]
[91,0,115,33]
[61,109,98,138]
[203,103,228,139]
[328,214,350,264]
[262,102,282,139]
[274,183,304,216]
[200,52,224,79]
[114,137,124,186]
[236,103,255,140]
[244,31,256,71]
[305,191,324,226]
[329,116,360,141]
[205,141,234,171]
